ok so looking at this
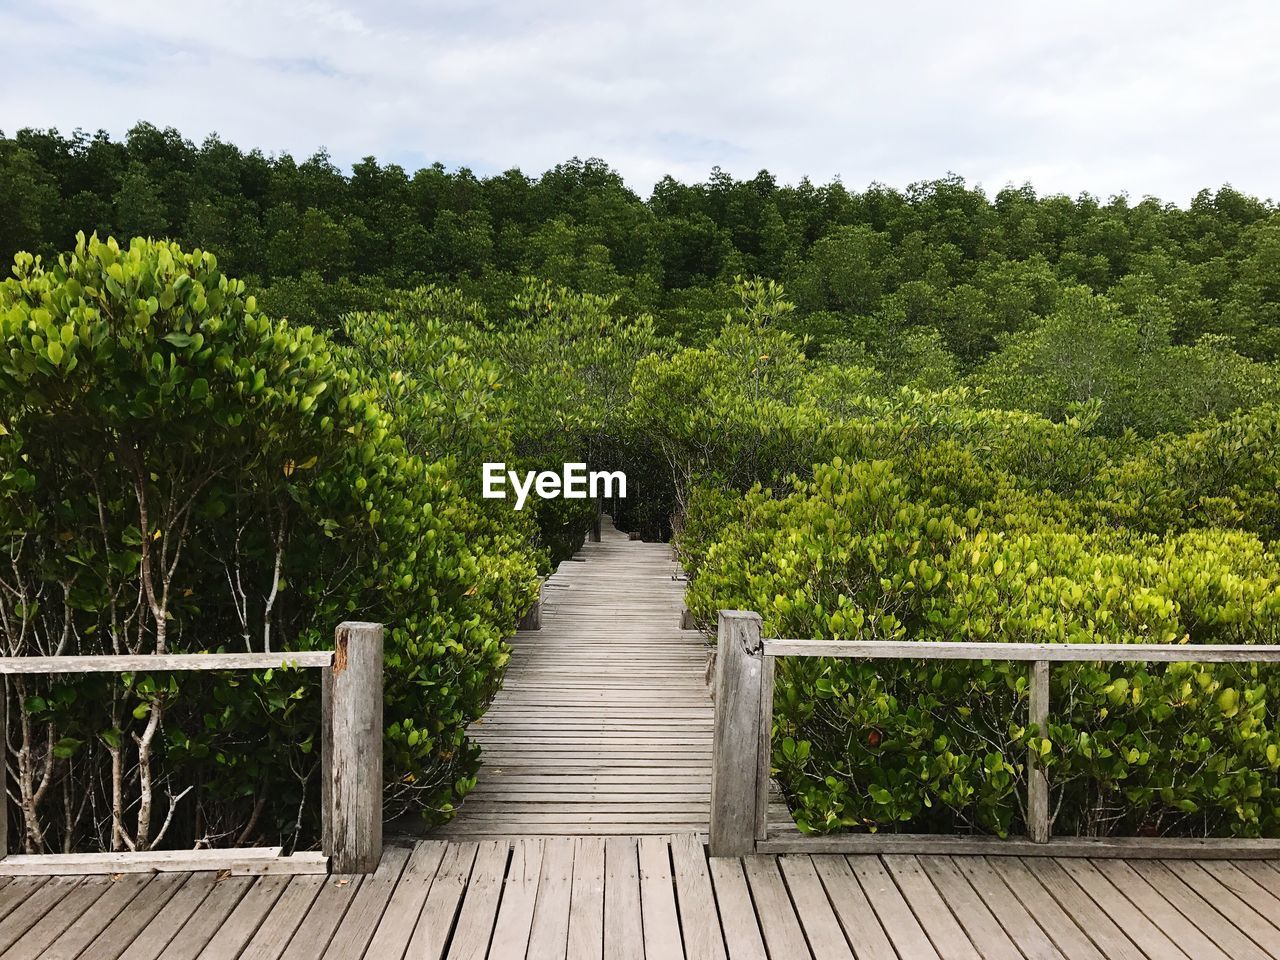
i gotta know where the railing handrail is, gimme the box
[0,651,335,674]
[1,622,382,874]
[762,638,1280,662]
[710,608,1280,858]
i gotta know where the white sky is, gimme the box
[2,0,1277,203]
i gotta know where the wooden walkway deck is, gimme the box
[434,521,714,838]
[12,520,1280,958]
[8,835,1280,958]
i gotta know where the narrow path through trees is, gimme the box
[435,520,714,838]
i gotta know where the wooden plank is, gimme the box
[1052,858,1190,959]
[756,833,1280,858]
[234,877,327,960]
[0,877,28,924]
[845,856,939,960]
[741,857,809,959]
[321,620,384,874]
[0,652,331,673]
[916,855,1027,960]
[1162,860,1280,955]
[198,876,292,960]
[567,836,605,960]
[1234,859,1280,901]
[362,841,449,960]
[117,874,220,960]
[453,797,709,809]
[777,855,854,959]
[277,875,366,960]
[2,875,117,960]
[230,853,330,876]
[811,855,897,960]
[319,844,412,960]
[0,878,85,954]
[670,834,727,960]
[762,638,1280,662]
[603,838,644,960]
[155,876,255,960]
[990,857,1135,960]
[440,521,718,839]
[706,858,767,960]
[406,842,479,960]
[1195,859,1280,913]
[526,837,575,959]
[488,838,544,960]
[639,837,688,960]
[0,845,284,875]
[1090,859,1229,960]
[446,839,510,960]
[59,872,186,960]
[882,855,980,960]
[1125,860,1269,960]
[950,856,1068,960]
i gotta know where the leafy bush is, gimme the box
[0,234,538,852]
[682,459,1280,837]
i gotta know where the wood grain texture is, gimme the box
[322,620,383,873]
[433,521,720,839]
[762,637,1280,662]
[0,652,332,673]
[3,838,1277,958]
[709,610,763,856]
[1028,659,1051,844]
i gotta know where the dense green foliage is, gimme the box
[3,123,1279,440]
[668,313,1280,837]
[3,123,1280,846]
[0,235,538,851]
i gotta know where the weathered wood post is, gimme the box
[1027,659,1051,844]
[322,621,384,873]
[0,678,6,861]
[518,578,544,630]
[590,497,602,542]
[709,610,764,857]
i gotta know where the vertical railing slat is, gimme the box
[755,654,775,842]
[1,679,6,861]
[1027,659,1051,844]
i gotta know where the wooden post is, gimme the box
[1027,659,1050,844]
[590,498,602,542]
[709,610,764,857]
[755,654,775,842]
[1,678,6,861]
[322,621,384,873]
[518,578,544,630]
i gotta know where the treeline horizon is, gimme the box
[3,121,1279,420]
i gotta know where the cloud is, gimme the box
[1,0,1277,202]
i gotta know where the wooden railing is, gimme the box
[1,621,383,875]
[710,609,1280,858]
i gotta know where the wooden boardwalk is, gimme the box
[12,520,1280,957]
[435,521,714,838]
[9,836,1280,958]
